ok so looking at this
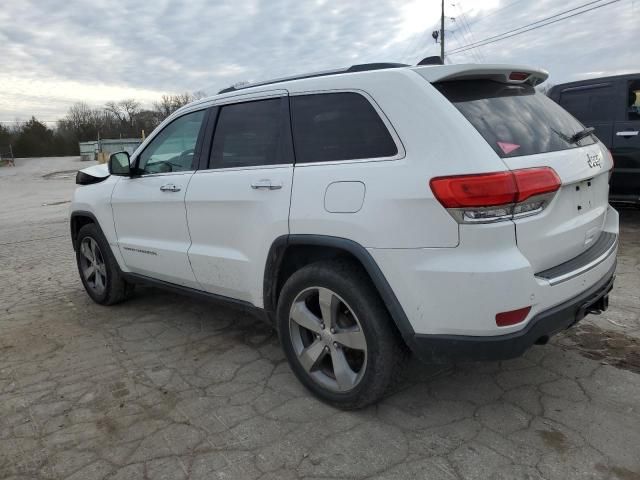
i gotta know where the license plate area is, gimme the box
[574,178,595,214]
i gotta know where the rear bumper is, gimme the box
[408,261,615,363]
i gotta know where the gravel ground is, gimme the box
[1,157,639,480]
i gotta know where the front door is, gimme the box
[111,109,207,288]
[611,78,640,201]
[185,94,294,306]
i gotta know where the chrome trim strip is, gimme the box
[541,236,618,286]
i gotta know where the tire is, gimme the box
[276,259,406,409]
[75,223,134,305]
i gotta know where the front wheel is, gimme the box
[76,223,134,305]
[277,260,406,409]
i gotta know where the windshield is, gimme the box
[435,80,596,158]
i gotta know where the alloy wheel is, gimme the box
[79,237,107,295]
[289,287,367,392]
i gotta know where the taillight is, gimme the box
[430,167,561,223]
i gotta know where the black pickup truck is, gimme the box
[549,73,640,205]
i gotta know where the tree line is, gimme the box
[0,91,206,158]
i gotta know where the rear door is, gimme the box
[185,92,294,305]
[435,80,613,272]
[611,77,640,200]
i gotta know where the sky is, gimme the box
[0,0,637,124]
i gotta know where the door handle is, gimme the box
[160,184,181,192]
[616,131,639,137]
[251,179,282,190]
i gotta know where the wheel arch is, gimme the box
[263,234,415,342]
[70,210,114,252]
[70,210,102,251]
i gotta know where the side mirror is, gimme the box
[108,151,131,176]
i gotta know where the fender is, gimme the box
[70,209,131,275]
[263,234,416,343]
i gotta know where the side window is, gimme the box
[209,98,290,168]
[138,110,205,174]
[559,85,615,123]
[627,80,640,120]
[291,92,398,163]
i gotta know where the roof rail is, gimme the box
[218,62,409,94]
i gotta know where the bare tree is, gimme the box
[152,92,201,123]
[119,99,141,126]
[104,99,140,127]
[67,102,94,130]
[153,95,175,120]
[104,101,125,123]
[192,90,208,101]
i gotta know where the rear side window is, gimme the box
[558,84,616,122]
[435,80,596,158]
[210,98,291,168]
[291,92,398,163]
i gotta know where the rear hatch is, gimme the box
[432,75,612,272]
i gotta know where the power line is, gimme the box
[448,0,621,55]
[449,17,475,61]
[455,2,486,62]
[404,11,452,64]
[451,27,481,63]
[463,0,530,25]
[448,0,609,53]
[402,23,438,63]
[406,0,529,64]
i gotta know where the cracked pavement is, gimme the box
[1,157,639,480]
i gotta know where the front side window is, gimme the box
[138,110,205,174]
[291,92,398,163]
[209,98,288,168]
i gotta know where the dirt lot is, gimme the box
[1,157,639,480]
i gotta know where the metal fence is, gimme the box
[78,138,142,161]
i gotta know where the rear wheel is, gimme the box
[277,259,406,409]
[76,223,134,305]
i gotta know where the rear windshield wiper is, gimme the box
[569,127,595,144]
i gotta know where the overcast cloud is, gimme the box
[0,0,636,122]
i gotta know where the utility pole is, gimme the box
[440,0,445,63]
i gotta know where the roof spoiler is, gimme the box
[414,64,549,86]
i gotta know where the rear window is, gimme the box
[291,92,398,163]
[435,80,596,158]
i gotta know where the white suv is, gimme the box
[71,63,618,409]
